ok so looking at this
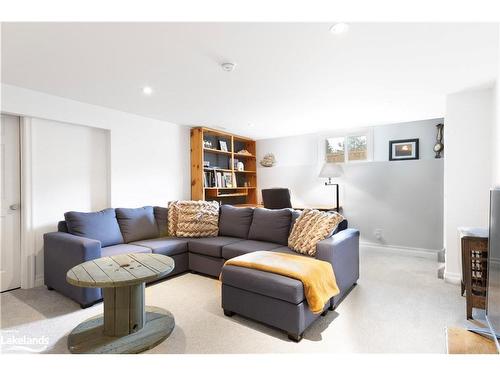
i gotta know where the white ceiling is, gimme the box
[1,22,498,139]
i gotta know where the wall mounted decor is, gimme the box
[389,139,419,161]
[434,123,444,158]
[260,153,276,167]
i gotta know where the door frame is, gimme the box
[3,113,112,289]
[19,117,37,288]
[0,113,34,289]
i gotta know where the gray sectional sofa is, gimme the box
[44,204,359,340]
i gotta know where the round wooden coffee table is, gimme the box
[66,253,175,354]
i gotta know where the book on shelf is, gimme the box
[217,172,220,188]
[204,170,217,188]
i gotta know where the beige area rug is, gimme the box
[0,248,466,353]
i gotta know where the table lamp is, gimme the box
[319,163,344,212]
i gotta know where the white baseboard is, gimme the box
[443,271,462,285]
[34,275,44,288]
[360,241,440,259]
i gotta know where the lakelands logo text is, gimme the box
[1,330,49,353]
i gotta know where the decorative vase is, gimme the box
[434,123,444,158]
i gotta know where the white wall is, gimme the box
[1,83,191,285]
[494,82,499,186]
[493,29,500,186]
[444,87,494,282]
[257,119,444,252]
[31,119,110,282]
[2,84,191,206]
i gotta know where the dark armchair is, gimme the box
[261,188,292,209]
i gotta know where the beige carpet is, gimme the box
[0,248,466,353]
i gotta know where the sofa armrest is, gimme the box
[43,232,102,301]
[44,231,102,264]
[316,228,360,291]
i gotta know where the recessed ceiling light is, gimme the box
[142,86,153,95]
[329,23,349,34]
[247,123,255,128]
[221,62,236,72]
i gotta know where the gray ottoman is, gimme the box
[221,264,334,342]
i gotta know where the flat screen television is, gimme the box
[487,188,500,352]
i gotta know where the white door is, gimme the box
[1,114,21,292]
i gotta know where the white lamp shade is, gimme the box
[319,163,344,178]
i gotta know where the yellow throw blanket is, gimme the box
[224,251,340,314]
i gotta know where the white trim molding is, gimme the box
[360,241,440,259]
[20,117,36,289]
[443,271,462,285]
[35,275,45,288]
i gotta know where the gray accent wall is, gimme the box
[257,118,444,252]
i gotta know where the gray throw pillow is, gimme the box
[116,206,159,243]
[64,208,124,247]
[218,205,254,239]
[247,208,292,246]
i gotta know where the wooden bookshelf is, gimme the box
[191,127,258,205]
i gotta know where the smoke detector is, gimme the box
[221,62,236,72]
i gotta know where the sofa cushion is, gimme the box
[188,236,245,258]
[130,237,188,256]
[101,243,152,257]
[64,208,124,247]
[221,265,305,304]
[221,240,282,260]
[270,246,307,256]
[289,209,301,234]
[115,206,159,243]
[218,205,254,239]
[247,208,292,246]
[154,206,169,237]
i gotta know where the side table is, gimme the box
[66,253,175,354]
[458,227,489,320]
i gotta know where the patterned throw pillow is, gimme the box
[167,201,180,236]
[168,200,219,238]
[288,209,345,256]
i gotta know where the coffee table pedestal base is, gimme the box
[68,306,174,354]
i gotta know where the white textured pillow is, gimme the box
[288,209,344,256]
[168,200,219,238]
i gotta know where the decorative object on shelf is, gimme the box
[434,123,444,158]
[203,140,213,149]
[237,161,245,171]
[236,149,252,156]
[219,140,228,152]
[223,172,235,188]
[319,163,344,213]
[389,138,419,161]
[203,161,210,167]
[260,153,276,167]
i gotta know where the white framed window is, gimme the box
[325,130,373,163]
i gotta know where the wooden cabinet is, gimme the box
[459,227,489,320]
[190,127,258,206]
